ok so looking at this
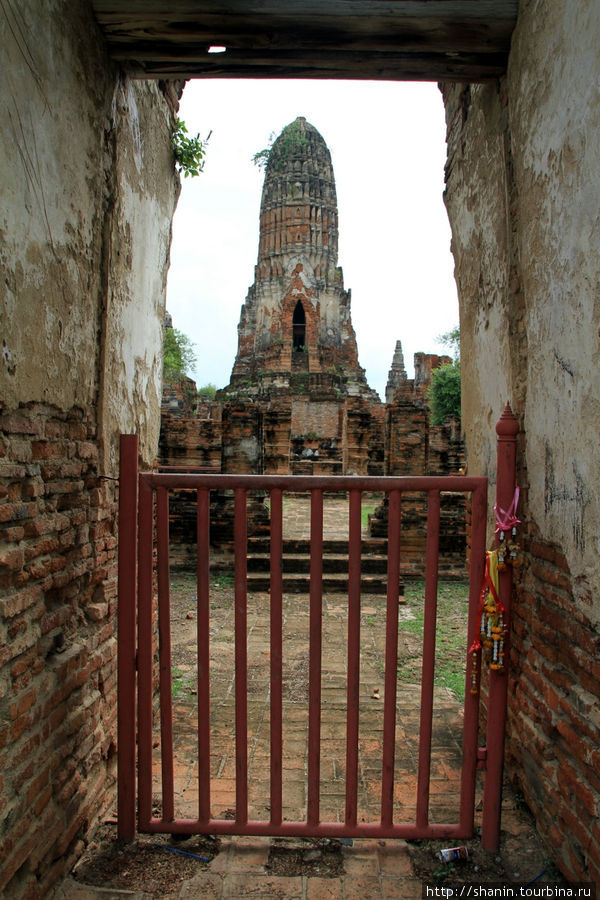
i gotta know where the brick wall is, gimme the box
[160,380,222,470]
[369,394,466,577]
[291,399,341,439]
[508,530,600,883]
[0,405,117,896]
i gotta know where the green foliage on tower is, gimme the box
[252,119,309,171]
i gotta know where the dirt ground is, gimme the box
[71,781,562,896]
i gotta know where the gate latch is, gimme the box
[477,747,487,770]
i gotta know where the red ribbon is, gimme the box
[469,638,481,655]
[494,486,521,533]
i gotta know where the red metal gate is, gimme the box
[117,407,518,851]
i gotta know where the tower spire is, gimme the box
[257,116,338,280]
[227,117,375,401]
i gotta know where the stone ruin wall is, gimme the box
[368,362,466,578]
[0,3,179,896]
[442,0,600,883]
[158,348,464,574]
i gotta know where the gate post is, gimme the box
[482,404,518,851]
[117,435,139,840]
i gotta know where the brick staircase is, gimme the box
[246,536,398,594]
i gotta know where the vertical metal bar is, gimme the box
[381,488,401,827]
[156,487,174,822]
[416,490,440,829]
[234,488,248,825]
[460,479,488,834]
[197,488,211,824]
[118,435,138,840]
[137,476,154,828]
[482,405,518,850]
[307,489,323,827]
[345,488,362,828]
[269,488,283,827]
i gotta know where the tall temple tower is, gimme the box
[227,117,377,400]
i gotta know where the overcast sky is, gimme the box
[166,78,458,400]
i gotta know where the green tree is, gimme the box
[197,383,217,401]
[428,359,461,424]
[438,325,460,358]
[163,327,197,382]
[428,325,461,424]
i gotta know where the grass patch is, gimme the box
[398,581,470,701]
[361,502,378,531]
[211,570,234,589]
[171,665,196,699]
[171,666,186,698]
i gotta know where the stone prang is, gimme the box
[228,117,376,401]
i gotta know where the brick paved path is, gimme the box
[162,496,464,828]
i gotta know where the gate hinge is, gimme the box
[477,747,487,770]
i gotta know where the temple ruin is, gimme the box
[216,116,383,478]
[158,118,466,570]
[160,118,461,482]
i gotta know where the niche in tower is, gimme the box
[292,300,306,351]
[292,299,308,371]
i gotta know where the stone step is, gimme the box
[247,554,388,575]
[246,573,393,594]
[247,537,388,555]
[245,535,396,593]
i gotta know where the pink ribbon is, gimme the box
[494,486,520,533]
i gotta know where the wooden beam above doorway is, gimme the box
[91,1,518,82]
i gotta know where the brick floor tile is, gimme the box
[306,876,344,899]
[376,841,414,876]
[341,874,383,899]
[380,875,423,898]
[222,872,304,898]
[227,837,270,872]
[343,844,381,876]
[178,873,223,898]
[207,842,232,872]
[175,800,201,818]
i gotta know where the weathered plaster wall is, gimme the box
[508,1,600,612]
[0,2,179,896]
[1,3,176,470]
[443,0,600,883]
[1,2,110,417]
[100,73,179,471]
[443,82,518,486]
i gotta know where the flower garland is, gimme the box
[469,486,520,693]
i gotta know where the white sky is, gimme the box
[166,79,458,400]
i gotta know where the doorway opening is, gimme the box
[166,79,459,400]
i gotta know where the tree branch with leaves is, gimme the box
[172,119,211,178]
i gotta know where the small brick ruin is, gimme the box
[159,118,465,574]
